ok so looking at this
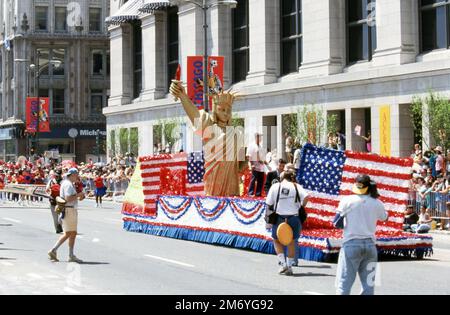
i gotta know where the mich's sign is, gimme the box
[42,127,106,139]
[79,129,107,137]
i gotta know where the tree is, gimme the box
[119,128,129,155]
[411,91,450,151]
[129,128,139,157]
[108,130,116,157]
[283,104,336,147]
[231,114,245,128]
[153,117,185,152]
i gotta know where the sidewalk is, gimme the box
[429,229,450,236]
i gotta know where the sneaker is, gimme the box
[285,267,294,276]
[48,251,59,262]
[68,256,83,264]
[95,204,99,208]
[278,265,288,275]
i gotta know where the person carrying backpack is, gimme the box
[265,169,309,276]
[46,169,63,234]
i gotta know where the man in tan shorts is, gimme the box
[48,168,85,263]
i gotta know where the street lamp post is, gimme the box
[185,0,237,112]
[29,52,62,159]
[35,50,40,159]
[14,58,32,158]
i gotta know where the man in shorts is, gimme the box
[48,168,85,263]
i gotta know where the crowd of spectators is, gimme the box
[0,154,136,204]
[407,144,450,231]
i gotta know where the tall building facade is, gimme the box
[105,0,450,159]
[0,0,110,162]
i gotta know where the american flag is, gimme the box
[140,152,205,214]
[187,152,206,196]
[297,144,412,231]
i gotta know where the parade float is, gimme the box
[121,148,433,262]
[121,77,433,262]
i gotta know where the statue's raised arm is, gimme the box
[169,81,200,125]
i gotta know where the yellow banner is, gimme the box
[380,106,391,157]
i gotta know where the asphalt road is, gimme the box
[1,200,449,295]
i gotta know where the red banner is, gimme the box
[26,97,50,133]
[187,56,224,110]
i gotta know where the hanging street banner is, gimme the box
[187,56,224,110]
[26,97,51,133]
[380,105,391,157]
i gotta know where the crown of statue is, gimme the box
[212,90,237,109]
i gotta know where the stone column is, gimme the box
[372,0,418,66]
[140,12,167,101]
[209,5,233,89]
[178,3,204,83]
[108,24,133,106]
[246,0,279,85]
[139,124,153,156]
[299,0,345,77]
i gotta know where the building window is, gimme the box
[133,21,142,99]
[91,90,104,115]
[37,48,50,76]
[35,6,48,31]
[167,7,179,92]
[420,0,450,52]
[106,50,111,76]
[346,0,377,64]
[89,8,102,32]
[53,89,65,114]
[36,48,65,76]
[52,49,65,76]
[92,50,104,75]
[281,0,302,75]
[55,7,67,32]
[232,0,249,83]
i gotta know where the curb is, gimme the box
[429,230,450,236]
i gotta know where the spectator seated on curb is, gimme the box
[403,205,419,233]
[411,205,433,234]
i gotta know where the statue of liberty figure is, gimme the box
[170,81,246,197]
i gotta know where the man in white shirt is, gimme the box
[266,170,309,276]
[247,133,267,197]
[48,168,85,263]
[335,174,388,295]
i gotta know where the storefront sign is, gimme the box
[41,127,106,139]
[380,105,391,157]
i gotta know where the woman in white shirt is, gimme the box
[335,175,388,295]
[266,170,309,276]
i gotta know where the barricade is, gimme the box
[409,190,450,219]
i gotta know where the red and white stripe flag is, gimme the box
[298,144,412,231]
[140,153,205,213]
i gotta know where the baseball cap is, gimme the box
[352,174,372,195]
[67,168,79,176]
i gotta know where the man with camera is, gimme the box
[48,168,85,263]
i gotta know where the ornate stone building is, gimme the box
[0,0,110,162]
[105,0,450,159]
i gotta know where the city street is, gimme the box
[1,200,449,295]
